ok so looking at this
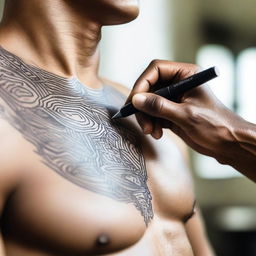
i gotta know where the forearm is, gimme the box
[224,120,256,181]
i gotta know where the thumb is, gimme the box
[132,93,186,125]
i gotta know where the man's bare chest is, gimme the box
[0,84,153,254]
[2,133,195,256]
[0,47,195,255]
[1,90,194,255]
[3,158,147,255]
[0,57,154,224]
[2,133,194,256]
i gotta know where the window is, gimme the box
[237,48,256,123]
[100,0,173,88]
[196,45,235,109]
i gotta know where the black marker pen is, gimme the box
[112,66,219,119]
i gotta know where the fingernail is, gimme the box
[151,131,159,140]
[132,94,147,107]
[151,128,163,140]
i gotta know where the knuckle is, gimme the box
[144,96,164,115]
[150,59,161,67]
[189,64,201,74]
[182,64,201,77]
[188,63,200,69]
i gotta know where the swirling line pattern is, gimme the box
[0,47,153,225]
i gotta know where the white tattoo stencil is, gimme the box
[0,47,153,224]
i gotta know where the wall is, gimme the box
[100,0,173,88]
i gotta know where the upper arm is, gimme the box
[100,77,130,96]
[185,207,215,256]
[0,122,18,256]
[0,119,21,217]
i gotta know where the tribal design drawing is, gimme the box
[0,47,153,225]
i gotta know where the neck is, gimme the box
[0,0,103,88]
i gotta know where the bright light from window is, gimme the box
[195,45,241,179]
[193,152,242,179]
[196,44,235,109]
[237,48,256,123]
[100,0,173,88]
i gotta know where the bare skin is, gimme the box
[129,60,256,182]
[0,0,214,255]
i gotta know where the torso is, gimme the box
[0,47,195,256]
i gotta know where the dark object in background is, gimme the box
[202,207,256,256]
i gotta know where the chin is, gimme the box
[64,0,140,25]
[88,0,140,25]
[109,6,140,25]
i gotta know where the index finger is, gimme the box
[126,60,200,104]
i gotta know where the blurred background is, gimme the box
[1,0,256,255]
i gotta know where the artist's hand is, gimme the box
[127,60,256,181]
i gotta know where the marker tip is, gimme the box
[112,111,122,119]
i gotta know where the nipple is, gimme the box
[97,234,110,246]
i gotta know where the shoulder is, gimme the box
[100,77,189,161]
[0,45,38,86]
[164,130,190,163]
[148,129,190,172]
[100,77,130,97]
